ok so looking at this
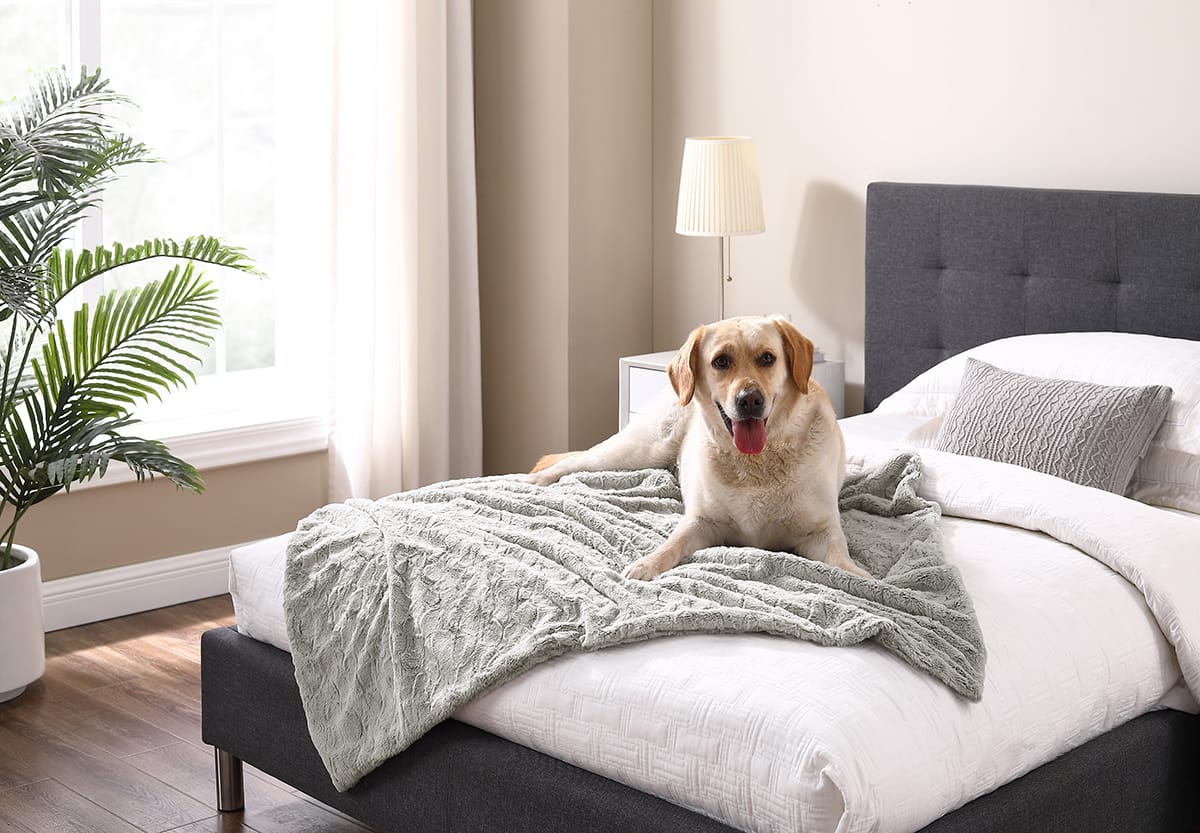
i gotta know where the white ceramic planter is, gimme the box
[0,544,45,703]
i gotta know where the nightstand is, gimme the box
[618,351,845,429]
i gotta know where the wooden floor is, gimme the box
[0,595,376,833]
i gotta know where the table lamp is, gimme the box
[675,136,765,320]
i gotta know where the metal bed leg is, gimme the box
[214,747,245,812]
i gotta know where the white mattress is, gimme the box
[229,413,1190,833]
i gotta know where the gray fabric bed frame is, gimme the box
[202,182,1200,833]
[865,181,1200,410]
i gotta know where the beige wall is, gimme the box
[475,0,653,476]
[567,1,654,451]
[475,0,571,476]
[21,452,327,581]
[653,0,1200,414]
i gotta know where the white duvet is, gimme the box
[230,421,1200,833]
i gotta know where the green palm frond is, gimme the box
[0,67,151,203]
[0,264,43,322]
[0,375,91,506]
[2,199,96,276]
[0,64,111,148]
[0,384,46,500]
[0,135,147,222]
[0,382,201,510]
[0,68,264,569]
[0,68,154,308]
[33,262,220,415]
[0,412,36,507]
[43,235,260,310]
[0,67,161,334]
[36,432,203,494]
[96,433,203,491]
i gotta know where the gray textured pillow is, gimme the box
[934,359,1173,493]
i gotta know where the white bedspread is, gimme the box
[229,418,1199,833]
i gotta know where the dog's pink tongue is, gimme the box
[732,418,766,454]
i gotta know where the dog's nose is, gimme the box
[734,387,765,419]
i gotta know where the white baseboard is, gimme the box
[41,544,239,632]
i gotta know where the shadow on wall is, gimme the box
[791,181,867,415]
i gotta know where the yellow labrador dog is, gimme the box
[528,315,869,581]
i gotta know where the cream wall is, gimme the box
[20,452,327,582]
[475,0,571,476]
[653,0,1200,414]
[475,0,653,475]
[568,1,654,451]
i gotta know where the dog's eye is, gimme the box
[759,352,776,367]
[711,354,732,370]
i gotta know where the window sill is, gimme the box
[65,412,329,492]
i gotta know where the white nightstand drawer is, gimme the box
[619,351,676,430]
[628,366,670,414]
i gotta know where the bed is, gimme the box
[201,182,1200,833]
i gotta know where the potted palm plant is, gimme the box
[0,67,259,701]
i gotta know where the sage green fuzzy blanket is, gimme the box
[285,452,985,791]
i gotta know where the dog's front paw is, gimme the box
[528,470,568,489]
[843,561,872,580]
[525,469,559,487]
[623,556,667,581]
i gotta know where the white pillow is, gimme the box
[876,332,1200,513]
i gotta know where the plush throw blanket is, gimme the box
[285,452,986,791]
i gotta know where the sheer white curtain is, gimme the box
[329,0,482,500]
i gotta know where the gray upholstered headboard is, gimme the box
[864,182,1200,411]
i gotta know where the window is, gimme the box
[0,0,333,475]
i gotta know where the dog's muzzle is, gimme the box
[734,387,766,420]
[716,398,768,455]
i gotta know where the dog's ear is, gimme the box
[668,325,704,406]
[772,317,813,395]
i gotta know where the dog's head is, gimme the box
[668,315,814,455]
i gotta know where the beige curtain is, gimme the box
[329,0,482,500]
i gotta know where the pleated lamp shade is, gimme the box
[675,136,765,237]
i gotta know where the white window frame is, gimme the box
[44,0,335,490]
